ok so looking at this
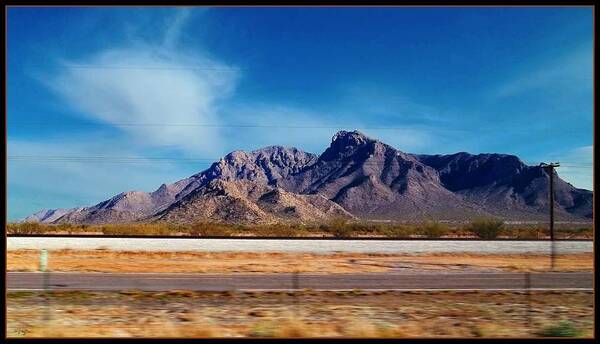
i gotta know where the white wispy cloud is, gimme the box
[34,8,442,157]
[491,42,592,99]
[162,8,193,49]
[39,9,239,156]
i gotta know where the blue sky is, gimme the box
[7,7,593,220]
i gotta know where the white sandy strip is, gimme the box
[7,237,593,254]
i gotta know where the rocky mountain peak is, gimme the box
[252,146,318,167]
[318,130,375,162]
[331,130,370,147]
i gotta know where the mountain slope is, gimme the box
[51,146,324,224]
[281,131,490,220]
[22,208,83,223]
[152,179,354,224]
[24,130,593,224]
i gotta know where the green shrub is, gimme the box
[538,321,582,337]
[7,222,44,234]
[250,224,297,237]
[418,222,450,238]
[189,223,232,236]
[323,218,353,238]
[56,223,76,233]
[468,218,505,239]
[558,227,592,236]
[379,225,410,238]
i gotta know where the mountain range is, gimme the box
[23,130,593,224]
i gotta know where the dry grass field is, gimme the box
[7,250,593,273]
[7,290,593,338]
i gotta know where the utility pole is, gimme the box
[540,162,560,270]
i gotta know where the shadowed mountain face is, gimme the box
[416,152,593,220]
[23,130,593,224]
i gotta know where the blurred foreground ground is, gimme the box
[7,250,594,273]
[7,290,593,338]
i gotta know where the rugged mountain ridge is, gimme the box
[417,152,593,219]
[280,131,489,220]
[23,130,593,224]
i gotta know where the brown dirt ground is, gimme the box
[6,290,594,338]
[7,250,593,273]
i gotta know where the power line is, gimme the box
[9,121,587,136]
[8,155,593,164]
[18,64,593,81]
[20,64,242,72]
[8,120,591,136]
[558,161,593,165]
[559,164,593,167]
[7,121,476,132]
[7,155,220,161]
[7,155,594,168]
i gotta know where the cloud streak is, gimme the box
[162,8,193,49]
[41,10,239,155]
[490,42,592,99]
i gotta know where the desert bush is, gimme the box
[100,224,173,236]
[378,225,410,238]
[538,321,581,337]
[418,222,450,238]
[347,222,375,234]
[7,222,44,234]
[467,218,505,239]
[189,223,233,236]
[322,218,354,237]
[558,226,593,239]
[250,224,299,237]
[563,227,591,233]
[55,223,75,233]
[503,226,541,239]
[272,225,300,237]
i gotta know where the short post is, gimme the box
[551,240,557,271]
[40,249,48,270]
[292,270,300,318]
[40,249,50,322]
[525,272,532,334]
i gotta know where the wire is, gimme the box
[8,121,583,133]
[8,155,220,161]
[7,155,594,169]
[7,121,477,132]
[20,64,242,72]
